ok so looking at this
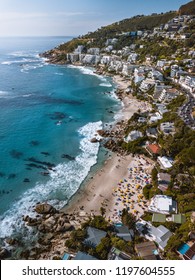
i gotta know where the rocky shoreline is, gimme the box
[0,202,92,260]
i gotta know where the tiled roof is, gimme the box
[147,144,161,154]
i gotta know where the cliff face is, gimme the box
[179,0,195,15]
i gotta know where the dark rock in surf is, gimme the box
[61,154,75,160]
[23,178,30,183]
[90,138,99,143]
[35,203,58,215]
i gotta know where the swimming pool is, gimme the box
[114,223,123,227]
[177,243,190,255]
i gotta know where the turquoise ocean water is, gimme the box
[0,37,120,242]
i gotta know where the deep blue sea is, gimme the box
[0,37,120,241]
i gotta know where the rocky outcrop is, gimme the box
[17,204,75,259]
[35,203,58,215]
[23,204,73,235]
[97,129,111,137]
[23,216,41,227]
[90,138,99,143]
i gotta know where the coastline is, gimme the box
[1,64,153,260]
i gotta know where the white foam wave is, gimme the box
[106,89,119,101]
[0,121,102,238]
[100,82,112,87]
[68,65,111,84]
[8,51,39,58]
[0,90,8,95]
[0,91,12,99]
[114,110,124,121]
[1,61,12,65]
[20,63,44,73]
[54,72,64,76]
[22,94,33,98]
[1,59,41,66]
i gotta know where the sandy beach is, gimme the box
[113,75,152,120]
[64,153,132,216]
[64,152,154,222]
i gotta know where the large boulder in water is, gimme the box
[35,203,57,215]
[90,138,99,143]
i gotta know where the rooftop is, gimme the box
[135,241,157,260]
[158,173,171,183]
[84,227,107,248]
[114,223,134,242]
[157,156,173,169]
[136,220,172,250]
[125,130,143,142]
[152,213,166,223]
[146,144,161,155]
[172,214,186,224]
[148,195,177,214]
[146,127,158,137]
[74,251,98,260]
[108,247,131,260]
[160,122,175,134]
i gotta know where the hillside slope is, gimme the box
[179,0,195,15]
[54,12,176,53]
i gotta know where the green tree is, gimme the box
[121,209,136,230]
[89,215,109,230]
[96,237,112,260]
